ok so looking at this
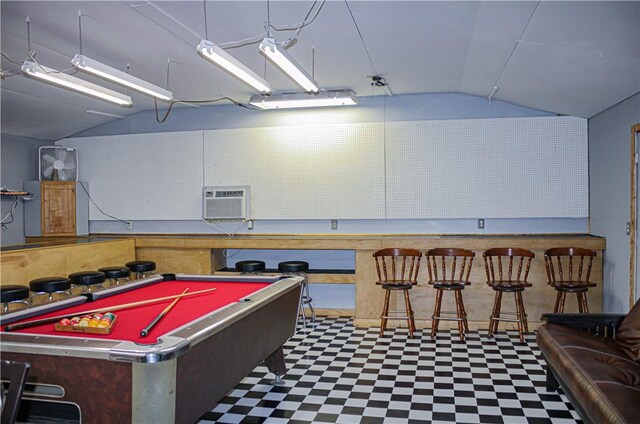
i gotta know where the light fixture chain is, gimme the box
[166,58,171,89]
[266,0,271,37]
[25,16,33,57]
[203,0,209,40]
[78,10,83,55]
[312,44,315,79]
[344,0,378,76]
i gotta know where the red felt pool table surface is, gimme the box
[7,279,270,344]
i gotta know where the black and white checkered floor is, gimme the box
[198,317,581,424]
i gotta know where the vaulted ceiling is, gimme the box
[1,1,639,140]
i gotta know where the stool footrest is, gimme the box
[492,316,526,323]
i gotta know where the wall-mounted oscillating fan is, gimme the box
[39,146,78,181]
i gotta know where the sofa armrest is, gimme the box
[541,313,626,338]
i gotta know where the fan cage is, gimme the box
[39,146,79,182]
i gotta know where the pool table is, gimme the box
[0,273,302,424]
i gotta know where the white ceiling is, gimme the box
[1,1,639,141]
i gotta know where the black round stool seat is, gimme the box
[1,285,30,302]
[126,261,156,273]
[69,271,106,286]
[235,260,266,273]
[99,267,131,279]
[29,277,72,293]
[278,261,309,273]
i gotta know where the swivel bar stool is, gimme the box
[483,248,534,342]
[126,261,156,279]
[544,247,597,313]
[279,260,315,328]
[373,248,421,338]
[69,271,106,293]
[235,260,266,275]
[99,266,131,286]
[426,248,474,341]
[29,277,72,303]
[1,285,30,313]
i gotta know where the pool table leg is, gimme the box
[263,346,286,383]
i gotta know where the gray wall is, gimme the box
[0,134,51,246]
[76,92,552,137]
[589,93,640,313]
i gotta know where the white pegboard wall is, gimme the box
[60,132,204,220]
[385,116,588,218]
[59,116,587,223]
[203,123,386,220]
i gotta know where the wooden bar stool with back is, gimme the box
[544,247,597,313]
[483,248,535,342]
[425,248,475,341]
[373,248,422,338]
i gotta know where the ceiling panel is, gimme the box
[498,41,639,117]
[1,1,639,141]
[522,1,640,59]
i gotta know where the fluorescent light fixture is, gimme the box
[197,40,271,93]
[259,37,319,93]
[21,61,132,107]
[249,90,357,110]
[72,54,173,101]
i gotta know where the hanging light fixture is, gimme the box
[21,61,133,107]
[249,90,356,110]
[259,37,319,93]
[197,40,271,93]
[71,54,173,101]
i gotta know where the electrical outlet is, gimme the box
[126,221,133,230]
[627,222,631,235]
[477,219,485,229]
[247,220,254,230]
[331,220,338,230]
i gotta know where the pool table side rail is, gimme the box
[0,296,88,326]
[167,275,303,347]
[172,274,284,284]
[86,274,164,300]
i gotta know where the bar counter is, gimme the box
[1,234,605,330]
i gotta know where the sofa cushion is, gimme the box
[616,299,640,361]
[537,324,640,424]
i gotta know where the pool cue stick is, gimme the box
[4,288,215,332]
[140,288,189,337]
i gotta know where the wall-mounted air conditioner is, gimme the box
[202,186,249,220]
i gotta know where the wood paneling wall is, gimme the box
[1,239,135,285]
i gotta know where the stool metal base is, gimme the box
[30,290,72,304]
[286,272,315,330]
[3,300,30,313]
[105,277,130,286]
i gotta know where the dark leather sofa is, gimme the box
[537,301,640,424]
